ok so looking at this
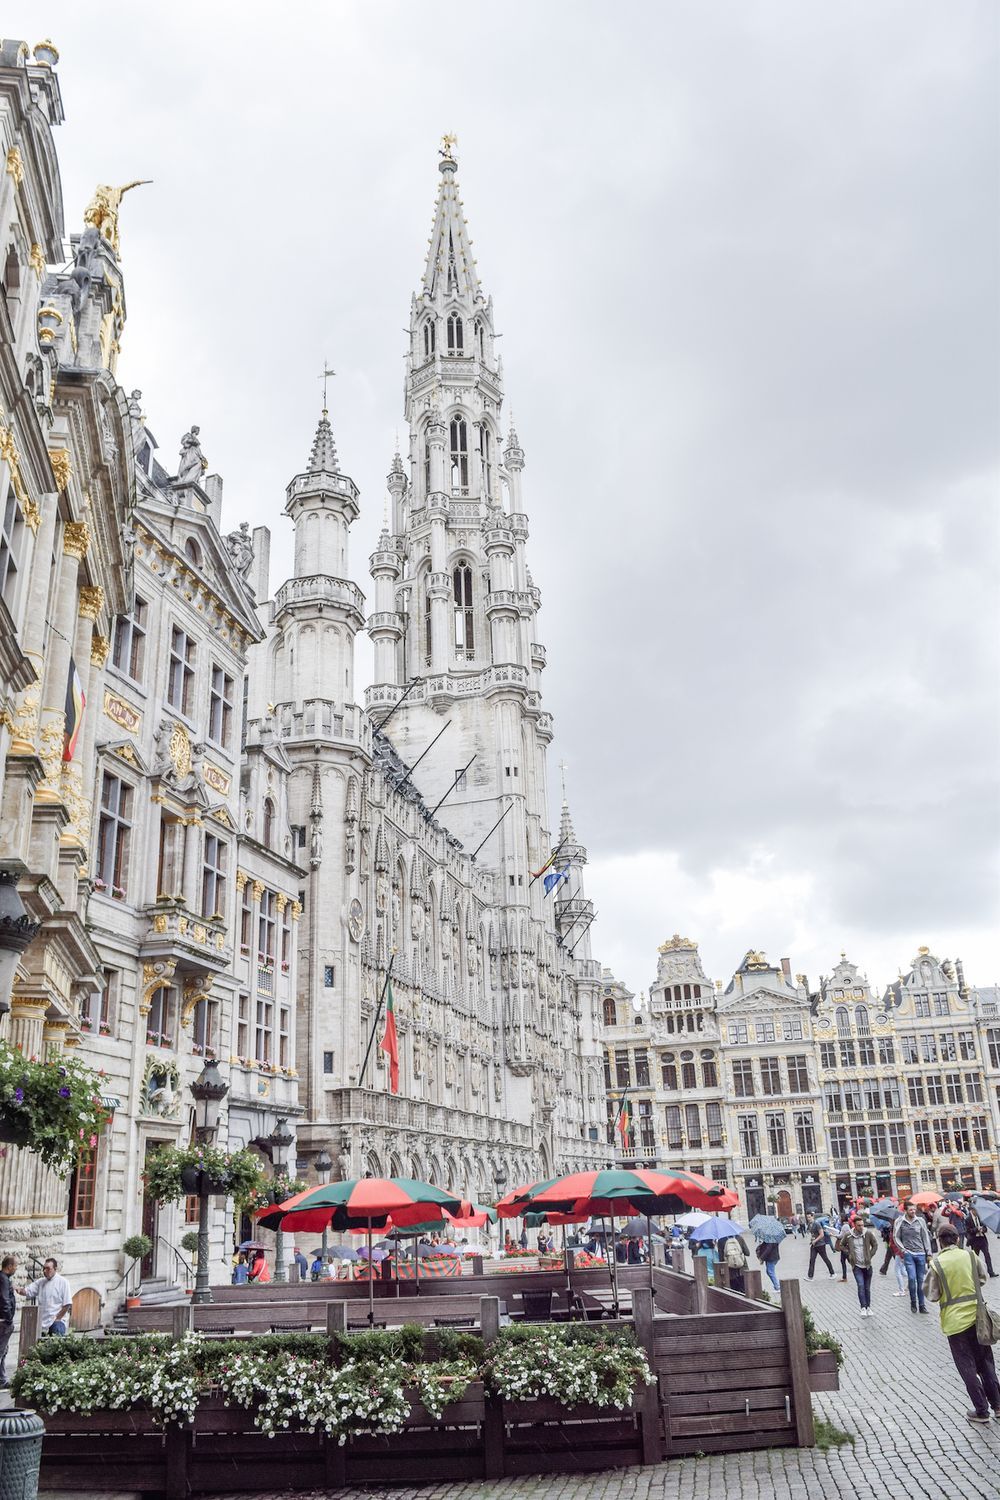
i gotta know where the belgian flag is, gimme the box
[379,979,399,1094]
[63,658,85,762]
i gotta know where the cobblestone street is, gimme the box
[212,1237,1000,1500]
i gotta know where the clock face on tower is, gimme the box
[348,898,365,943]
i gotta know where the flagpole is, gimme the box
[429,754,477,820]
[469,800,514,861]
[391,719,453,798]
[556,904,592,946]
[374,678,420,734]
[358,950,397,1088]
[528,837,569,887]
[566,914,597,957]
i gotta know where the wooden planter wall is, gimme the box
[32,1270,827,1494]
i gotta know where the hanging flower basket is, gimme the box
[0,1043,108,1172]
[146,1145,267,1206]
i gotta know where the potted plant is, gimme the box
[144,1144,267,1206]
[179,1230,199,1295]
[123,1234,152,1305]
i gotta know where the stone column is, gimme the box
[36,522,89,804]
[7,994,49,1057]
[60,585,102,847]
[5,477,59,759]
[182,818,202,912]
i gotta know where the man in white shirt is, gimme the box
[23,1259,72,1336]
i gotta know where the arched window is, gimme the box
[602,997,616,1027]
[449,417,469,493]
[835,1005,851,1036]
[422,319,436,358]
[474,319,485,359]
[423,429,432,496]
[447,313,464,355]
[185,537,202,567]
[855,1005,870,1034]
[262,798,275,846]
[478,424,492,496]
[453,564,474,658]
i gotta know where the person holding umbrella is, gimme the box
[967,1204,997,1277]
[806,1213,836,1280]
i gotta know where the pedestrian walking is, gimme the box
[724,1233,748,1294]
[755,1237,782,1292]
[292,1246,308,1279]
[893,1201,932,1313]
[967,1207,997,1278]
[924,1224,1000,1425]
[878,1222,895,1277]
[0,1255,16,1388]
[836,1215,881,1316]
[806,1213,836,1279]
[23,1258,72,1336]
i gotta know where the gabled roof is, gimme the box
[135,498,262,642]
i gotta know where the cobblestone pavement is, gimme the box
[210,1236,1000,1500]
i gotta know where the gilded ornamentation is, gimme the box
[168,721,192,778]
[59,762,91,846]
[234,870,247,892]
[275,893,288,913]
[5,147,24,185]
[20,496,40,533]
[181,973,213,1028]
[37,306,63,345]
[203,762,230,795]
[28,244,44,278]
[50,450,72,492]
[139,959,176,1015]
[91,633,110,666]
[78,585,105,620]
[252,881,265,901]
[62,521,90,559]
[658,934,696,953]
[177,916,189,936]
[152,914,168,934]
[103,690,141,733]
[290,900,302,921]
[192,923,207,944]
[83,180,151,256]
[8,684,40,754]
[35,712,66,802]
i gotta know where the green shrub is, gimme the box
[802,1305,844,1367]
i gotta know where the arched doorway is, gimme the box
[775,1189,793,1221]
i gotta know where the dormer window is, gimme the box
[447,313,464,355]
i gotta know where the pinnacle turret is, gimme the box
[307,407,339,475]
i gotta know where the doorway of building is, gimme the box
[802,1181,823,1215]
[775,1189,793,1221]
[746,1186,767,1220]
[141,1139,168,1279]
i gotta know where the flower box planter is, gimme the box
[806,1349,840,1392]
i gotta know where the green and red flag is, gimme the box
[380,979,399,1093]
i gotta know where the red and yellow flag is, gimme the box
[379,979,399,1094]
[617,1098,632,1147]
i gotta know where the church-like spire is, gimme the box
[421,135,481,302]
[307,407,339,476]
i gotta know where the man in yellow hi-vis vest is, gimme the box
[923,1224,999,1424]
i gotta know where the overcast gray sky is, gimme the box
[19,1,1000,996]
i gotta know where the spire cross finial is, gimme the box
[319,362,336,412]
[440,132,458,160]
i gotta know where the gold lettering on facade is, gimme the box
[103,690,142,734]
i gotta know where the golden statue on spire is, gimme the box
[83,180,151,255]
[440,132,458,161]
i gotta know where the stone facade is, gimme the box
[601,939,997,1221]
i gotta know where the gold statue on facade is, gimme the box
[83,180,151,254]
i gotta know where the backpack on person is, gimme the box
[724,1237,747,1269]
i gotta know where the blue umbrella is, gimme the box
[973,1197,1000,1234]
[749,1214,786,1244]
[688,1217,746,1242]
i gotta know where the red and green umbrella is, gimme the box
[510,1167,727,1216]
[255,1177,463,1324]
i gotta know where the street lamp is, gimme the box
[268,1118,294,1284]
[0,873,38,1019]
[190,1058,228,1305]
[314,1149,333,1264]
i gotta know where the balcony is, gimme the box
[275,698,369,748]
[141,901,231,972]
[324,1087,533,1149]
[273,574,366,622]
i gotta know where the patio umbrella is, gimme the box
[972,1197,1000,1234]
[749,1214,786,1244]
[688,1216,746,1242]
[509,1167,728,1216]
[256,1176,463,1325]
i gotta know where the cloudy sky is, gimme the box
[19,1,999,995]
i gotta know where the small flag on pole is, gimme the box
[617,1098,632,1148]
[530,851,557,880]
[543,866,569,895]
[63,658,85,762]
[379,979,399,1094]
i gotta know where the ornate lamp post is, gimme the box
[268,1118,294,1284]
[0,873,38,1018]
[314,1149,333,1265]
[190,1058,228,1305]
[494,1166,508,1254]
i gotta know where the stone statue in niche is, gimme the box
[412,1036,424,1077]
[493,1067,502,1102]
[224,521,254,581]
[444,1051,455,1088]
[375,873,388,914]
[471,1056,483,1095]
[411,901,424,936]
